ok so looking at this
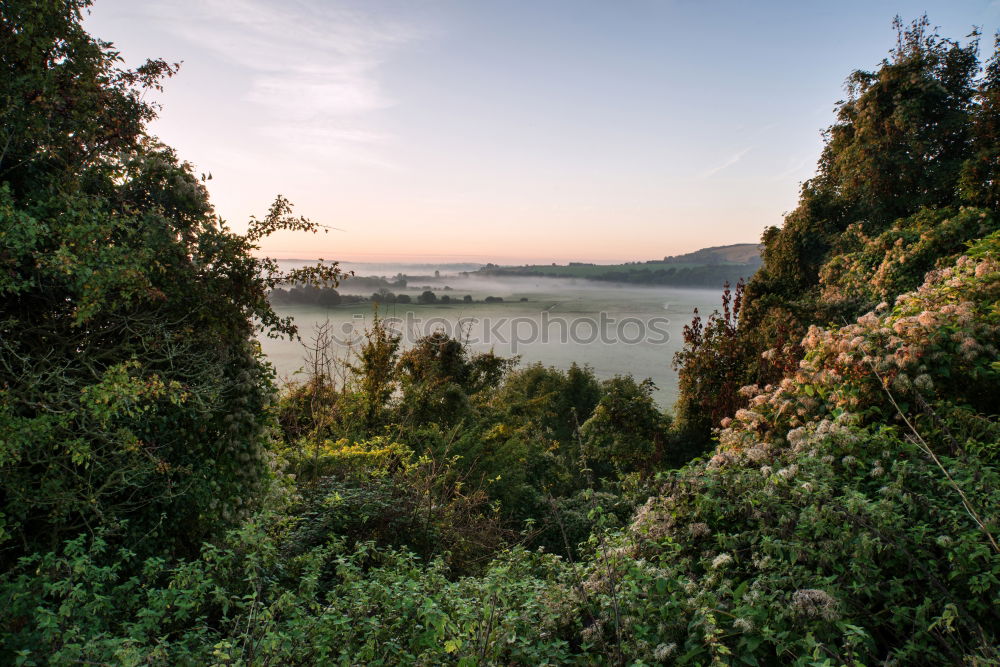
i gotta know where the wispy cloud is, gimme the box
[698,146,751,179]
[149,0,420,167]
[772,155,816,183]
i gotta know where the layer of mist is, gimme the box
[261,262,725,407]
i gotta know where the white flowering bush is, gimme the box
[566,233,1000,665]
[718,232,1000,453]
[576,422,1000,664]
[819,207,998,309]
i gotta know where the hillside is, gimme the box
[661,242,762,264]
[473,242,762,287]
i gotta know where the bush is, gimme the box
[0,520,581,665]
[585,422,1000,664]
[0,3,342,562]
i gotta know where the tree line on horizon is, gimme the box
[268,283,511,307]
[475,255,762,288]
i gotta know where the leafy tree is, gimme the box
[744,16,982,330]
[959,33,1000,210]
[492,362,601,445]
[580,376,669,478]
[348,314,401,431]
[268,287,290,304]
[677,18,997,443]
[673,281,801,444]
[371,288,395,303]
[0,0,341,561]
[0,0,174,198]
[417,289,437,304]
[396,331,514,427]
[317,288,342,306]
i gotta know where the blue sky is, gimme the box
[86,0,1000,262]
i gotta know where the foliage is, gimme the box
[819,207,998,311]
[281,437,509,574]
[273,331,670,557]
[719,233,1000,450]
[0,0,342,564]
[5,7,1000,666]
[675,17,1000,443]
[586,421,1000,665]
[959,33,1000,210]
[579,376,671,478]
[0,521,582,666]
[672,281,801,444]
[552,237,1000,664]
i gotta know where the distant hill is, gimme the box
[662,243,761,265]
[471,243,762,288]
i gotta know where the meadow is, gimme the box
[261,268,724,406]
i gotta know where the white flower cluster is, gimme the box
[776,464,799,481]
[715,250,999,456]
[790,588,840,621]
[653,642,677,661]
[689,522,712,538]
[630,497,673,541]
[711,552,733,570]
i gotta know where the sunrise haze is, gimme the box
[85,0,1000,262]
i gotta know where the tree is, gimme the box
[371,288,396,303]
[744,16,981,331]
[0,0,342,562]
[0,0,174,199]
[417,290,437,304]
[580,376,669,478]
[675,18,991,444]
[318,288,342,307]
[349,315,401,430]
[960,33,1000,211]
[671,280,800,443]
[396,331,514,427]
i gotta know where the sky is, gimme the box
[85,0,1000,263]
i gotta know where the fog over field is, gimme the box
[261,261,725,406]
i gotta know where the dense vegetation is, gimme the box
[1,4,998,665]
[675,16,1000,440]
